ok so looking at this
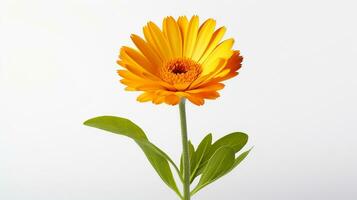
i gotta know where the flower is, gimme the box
[117,15,243,106]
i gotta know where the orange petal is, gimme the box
[120,46,157,74]
[143,25,165,61]
[188,82,225,93]
[191,91,220,99]
[165,94,180,105]
[201,39,234,76]
[189,58,227,89]
[117,70,176,91]
[206,51,243,82]
[137,92,156,102]
[183,16,199,58]
[177,16,189,56]
[147,22,173,61]
[191,19,216,61]
[175,92,204,106]
[198,26,226,63]
[130,34,163,70]
[120,79,165,90]
[163,17,183,58]
[152,94,166,104]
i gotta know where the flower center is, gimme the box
[160,58,202,85]
[171,66,187,74]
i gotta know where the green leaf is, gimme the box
[209,132,248,157]
[196,132,248,175]
[180,140,195,176]
[189,141,195,170]
[83,116,182,198]
[191,148,253,196]
[83,116,147,141]
[190,133,212,183]
[191,146,235,195]
[135,140,181,196]
[180,154,183,176]
[233,148,252,169]
[224,148,252,176]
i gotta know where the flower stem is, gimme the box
[179,98,190,200]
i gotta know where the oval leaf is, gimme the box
[190,133,212,182]
[83,116,147,141]
[136,140,181,197]
[196,132,248,175]
[83,116,181,198]
[209,132,248,157]
[224,148,252,176]
[192,146,235,195]
[180,140,195,176]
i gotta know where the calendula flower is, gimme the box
[117,15,243,105]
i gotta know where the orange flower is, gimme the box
[117,15,243,105]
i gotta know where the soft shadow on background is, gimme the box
[1,0,356,199]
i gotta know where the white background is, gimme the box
[1,0,357,199]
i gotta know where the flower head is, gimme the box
[117,15,243,105]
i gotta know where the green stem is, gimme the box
[179,98,190,200]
